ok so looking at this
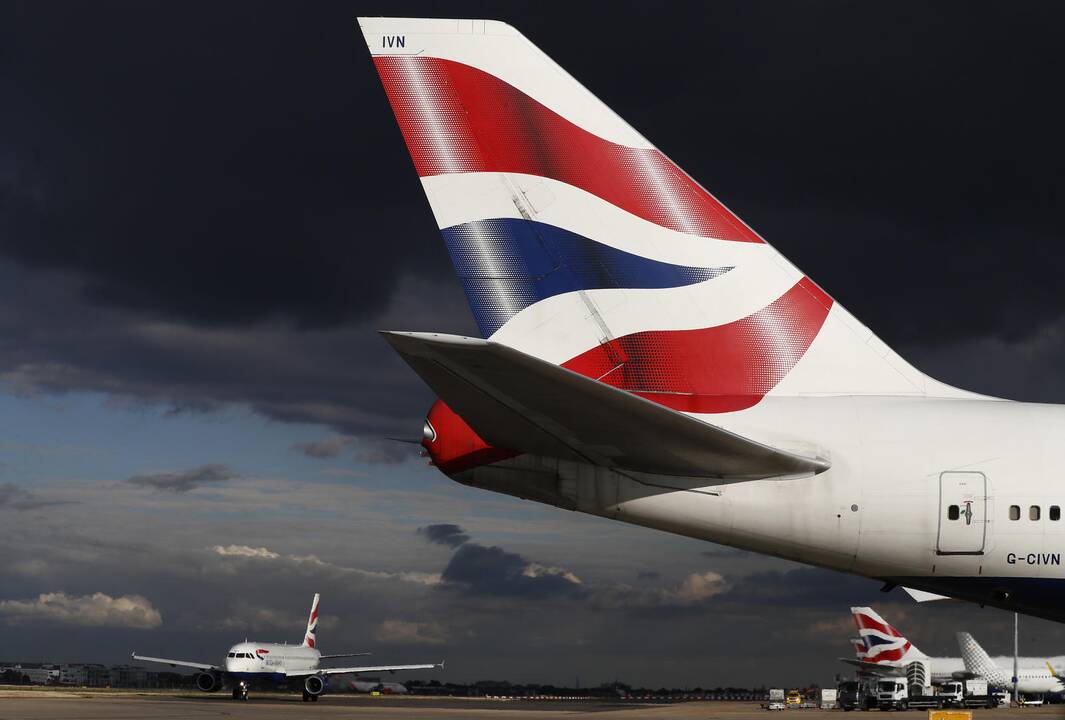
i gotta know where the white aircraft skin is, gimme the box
[133,594,440,701]
[850,607,1064,694]
[361,17,1065,625]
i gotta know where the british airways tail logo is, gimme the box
[853,612,911,663]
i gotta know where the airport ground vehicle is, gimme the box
[838,680,877,711]
[876,680,908,710]
[364,15,1065,627]
[132,594,440,701]
[940,680,996,709]
[785,690,802,707]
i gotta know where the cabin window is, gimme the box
[1030,505,1041,521]
[947,505,960,520]
[1052,506,1061,521]
[1010,505,1021,520]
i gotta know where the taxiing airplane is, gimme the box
[362,16,1065,625]
[132,594,440,701]
[847,607,1063,695]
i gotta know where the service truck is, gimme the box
[837,680,876,711]
[940,679,996,709]
[876,679,908,710]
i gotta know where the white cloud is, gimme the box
[211,544,440,586]
[522,563,582,585]
[674,571,728,603]
[0,592,162,629]
[375,619,448,645]
[213,544,280,559]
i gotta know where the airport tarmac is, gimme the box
[1,691,1063,720]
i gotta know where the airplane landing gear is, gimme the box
[302,690,319,702]
[232,682,248,701]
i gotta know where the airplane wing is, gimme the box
[317,652,371,659]
[285,662,440,678]
[131,652,220,672]
[383,332,830,480]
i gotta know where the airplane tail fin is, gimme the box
[957,632,1008,685]
[851,606,926,665]
[851,637,868,661]
[302,593,320,649]
[361,17,975,415]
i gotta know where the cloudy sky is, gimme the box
[4,0,1065,689]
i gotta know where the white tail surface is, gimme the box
[957,632,1008,685]
[303,593,320,648]
[360,17,980,419]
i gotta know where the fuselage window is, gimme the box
[1010,505,1021,520]
[227,653,235,657]
[1052,506,1061,521]
[1030,505,1041,521]
[947,505,960,520]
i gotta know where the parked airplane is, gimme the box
[362,16,1065,623]
[846,607,1063,695]
[132,594,440,701]
[958,631,1063,696]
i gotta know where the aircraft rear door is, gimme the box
[936,471,987,555]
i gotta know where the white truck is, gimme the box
[819,688,837,709]
[876,679,908,710]
[939,679,995,709]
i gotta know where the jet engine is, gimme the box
[304,674,326,696]
[194,672,222,692]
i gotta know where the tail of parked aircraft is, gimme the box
[851,637,868,661]
[360,17,976,418]
[302,593,320,648]
[851,607,926,665]
[957,632,1008,685]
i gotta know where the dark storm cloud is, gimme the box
[441,543,586,599]
[418,523,470,548]
[3,3,448,329]
[125,464,237,493]
[717,567,883,608]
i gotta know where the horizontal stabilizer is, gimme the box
[383,332,829,480]
[838,658,905,676]
[903,587,955,603]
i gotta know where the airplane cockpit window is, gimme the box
[1030,505,1041,521]
[227,653,235,657]
[1010,505,1021,520]
[1052,506,1061,521]
[947,505,960,520]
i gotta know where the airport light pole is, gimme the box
[1013,612,1019,705]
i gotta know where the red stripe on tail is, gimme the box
[372,56,763,243]
[562,278,832,413]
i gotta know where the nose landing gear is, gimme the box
[231,681,249,701]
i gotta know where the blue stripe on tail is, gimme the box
[440,218,731,337]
